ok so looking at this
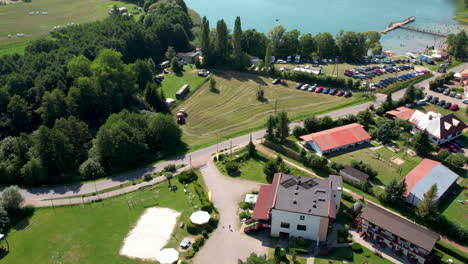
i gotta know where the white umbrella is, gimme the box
[157,248,179,264]
[190,211,210,225]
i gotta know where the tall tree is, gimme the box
[232,16,243,69]
[200,16,211,66]
[315,32,337,59]
[132,59,154,92]
[446,30,467,61]
[264,43,272,72]
[276,111,290,141]
[0,185,24,215]
[382,93,394,111]
[304,115,320,133]
[416,184,439,221]
[357,109,374,129]
[265,114,276,141]
[165,46,177,61]
[299,33,316,58]
[384,178,407,204]
[215,19,229,63]
[268,25,286,56]
[242,29,268,58]
[412,130,434,155]
[279,30,300,58]
[337,31,367,60]
[36,89,68,127]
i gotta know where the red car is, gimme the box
[448,145,459,153]
[336,90,345,96]
[450,104,459,111]
[315,87,324,93]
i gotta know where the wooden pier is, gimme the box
[382,16,447,37]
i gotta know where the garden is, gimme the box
[313,242,393,264]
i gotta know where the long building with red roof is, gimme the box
[300,123,371,156]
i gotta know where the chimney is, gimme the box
[429,115,433,120]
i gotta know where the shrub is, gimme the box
[342,192,355,202]
[344,224,350,231]
[163,164,176,172]
[208,217,218,229]
[239,202,250,210]
[330,161,344,172]
[225,160,239,175]
[351,243,363,253]
[201,230,208,238]
[143,172,153,181]
[187,223,202,235]
[239,211,251,220]
[186,249,196,258]
[178,170,198,184]
[201,202,214,213]
[192,235,205,251]
[292,126,305,138]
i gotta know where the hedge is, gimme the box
[263,140,302,162]
[435,242,468,263]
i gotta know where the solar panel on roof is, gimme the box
[301,179,318,189]
[280,178,297,188]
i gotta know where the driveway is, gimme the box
[193,161,269,264]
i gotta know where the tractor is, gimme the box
[176,109,188,125]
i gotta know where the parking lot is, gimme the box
[424,89,466,109]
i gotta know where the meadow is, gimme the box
[0,0,139,54]
[177,71,367,149]
[1,177,208,264]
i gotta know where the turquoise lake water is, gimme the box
[186,0,466,55]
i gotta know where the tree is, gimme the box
[275,111,290,141]
[304,115,320,133]
[444,153,467,169]
[246,137,256,158]
[403,85,417,103]
[0,205,9,233]
[54,116,92,167]
[200,16,211,66]
[147,113,182,150]
[299,33,316,58]
[372,118,398,143]
[171,56,183,73]
[0,185,24,215]
[232,16,243,69]
[383,178,406,204]
[242,29,267,58]
[314,32,337,59]
[215,19,229,63]
[164,172,173,186]
[256,87,264,101]
[356,109,374,129]
[79,159,105,180]
[337,31,367,60]
[36,89,68,127]
[165,46,176,61]
[382,93,394,111]
[446,30,467,61]
[132,59,154,91]
[412,130,435,155]
[319,116,334,130]
[209,78,217,92]
[264,159,278,183]
[292,126,305,138]
[67,55,92,80]
[7,95,31,135]
[264,43,272,72]
[279,30,300,58]
[238,253,273,264]
[437,149,450,161]
[268,25,285,56]
[416,184,439,221]
[265,115,276,141]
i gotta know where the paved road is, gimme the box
[9,64,466,205]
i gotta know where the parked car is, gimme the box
[344,91,352,97]
[425,95,433,101]
[272,78,281,85]
[336,90,345,96]
[449,91,457,97]
[443,102,452,109]
[329,88,337,95]
[450,104,459,111]
[438,99,446,106]
[455,94,462,99]
[463,99,468,104]
[416,99,426,105]
[322,88,330,94]
[301,84,309,90]
[315,87,324,93]
[430,97,439,104]
[295,82,304,89]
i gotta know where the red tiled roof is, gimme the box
[386,107,415,121]
[252,185,273,220]
[300,123,371,151]
[404,159,439,196]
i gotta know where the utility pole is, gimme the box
[189,154,192,169]
[274,99,278,114]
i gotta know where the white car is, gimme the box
[455,94,462,99]
[416,99,426,105]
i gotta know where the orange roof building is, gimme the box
[386,106,415,121]
[300,123,371,156]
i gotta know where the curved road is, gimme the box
[7,63,466,205]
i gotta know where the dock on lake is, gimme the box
[382,16,448,37]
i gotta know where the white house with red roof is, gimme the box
[252,173,342,241]
[300,123,371,156]
[404,159,458,206]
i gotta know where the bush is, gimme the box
[342,192,355,202]
[239,201,250,210]
[225,160,239,175]
[201,230,208,238]
[192,235,205,251]
[201,202,214,213]
[163,164,176,172]
[187,223,202,235]
[186,249,196,258]
[351,243,363,253]
[239,211,251,220]
[178,170,198,184]
[208,217,218,229]
[143,172,153,181]
[292,126,305,138]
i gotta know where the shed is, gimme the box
[175,84,190,100]
[340,166,369,185]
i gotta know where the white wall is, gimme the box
[270,209,322,240]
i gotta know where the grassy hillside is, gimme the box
[453,0,468,23]
[0,0,140,54]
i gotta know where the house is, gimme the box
[176,84,190,100]
[339,166,369,185]
[404,159,458,206]
[386,107,415,121]
[409,111,467,145]
[176,51,200,64]
[356,203,439,264]
[252,173,342,241]
[300,124,371,156]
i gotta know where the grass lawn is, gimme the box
[1,175,211,264]
[178,70,368,149]
[440,178,468,227]
[0,0,140,55]
[160,65,208,102]
[330,144,423,186]
[414,104,468,124]
[215,150,313,184]
[314,244,393,264]
[453,0,468,23]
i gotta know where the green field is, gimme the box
[453,0,468,23]
[1,177,209,264]
[330,143,423,186]
[0,0,140,54]
[177,71,368,149]
[314,243,393,264]
[215,149,313,183]
[440,178,468,227]
[160,66,208,102]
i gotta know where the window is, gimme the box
[280,222,290,229]
[299,215,305,220]
[297,225,307,231]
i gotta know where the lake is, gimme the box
[186,0,466,55]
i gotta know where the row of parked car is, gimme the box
[422,95,459,111]
[294,82,353,97]
[372,70,430,89]
[344,64,416,79]
[430,87,463,99]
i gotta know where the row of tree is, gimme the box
[446,30,467,61]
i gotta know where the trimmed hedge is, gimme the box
[435,242,468,263]
[263,140,302,162]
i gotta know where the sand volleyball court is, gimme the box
[120,207,180,260]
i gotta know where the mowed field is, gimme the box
[0,0,138,54]
[1,179,204,264]
[178,71,367,148]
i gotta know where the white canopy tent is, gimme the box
[190,211,210,225]
[156,248,179,264]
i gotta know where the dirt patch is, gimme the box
[120,207,180,261]
[391,157,405,166]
